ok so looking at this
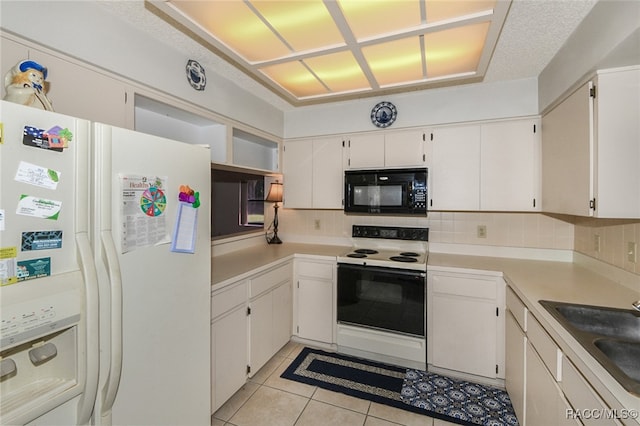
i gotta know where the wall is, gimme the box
[575,220,640,276]
[284,78,538,138]
[538,0,640,112]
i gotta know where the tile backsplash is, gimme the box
[274,209,640,277]
[574,218,640,275]
[276,209,574,249]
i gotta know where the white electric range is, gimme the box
[336,225,429,370]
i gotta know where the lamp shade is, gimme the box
[266,181,283,203]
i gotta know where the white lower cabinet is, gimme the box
[249,262,293,376]
[211,279,248,413]
[427,269,505,380]
[525,341,576,426]
[505,310,526,422]
[293,257,335,344]
[561,357,624,426]
[211,260,293,413]
[506,286,621,426]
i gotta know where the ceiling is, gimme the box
[99,0,599,110]
[149,0,511,105]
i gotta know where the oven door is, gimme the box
[337,263,426,337]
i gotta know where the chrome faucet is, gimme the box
[633,300,640,311]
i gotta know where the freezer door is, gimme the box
[92,124,211,426]
[0,100,99,425]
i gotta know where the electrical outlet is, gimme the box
[628,242,637,263]
[477,225,487,238]
[314,219,321,230]
[594,234,601,253]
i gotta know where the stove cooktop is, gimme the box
[338,225,429,271]
[338,247,427,270]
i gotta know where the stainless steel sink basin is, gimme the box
[594,339,640,383]
[553,303,640,341]
[539,300,640,396]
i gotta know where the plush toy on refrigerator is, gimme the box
[3,59,54,111]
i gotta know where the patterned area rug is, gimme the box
[281,347,518,426]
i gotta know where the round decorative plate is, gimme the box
[370,101,397,128]
[186,59,206,91]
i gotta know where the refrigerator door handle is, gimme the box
[76,233,100,425]
[100,231,123,418]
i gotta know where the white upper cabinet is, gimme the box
[345,130,427,169]
[428,119,541,211]
[428,124,481,210]
[312,137,344,209]
[283,137,343,209]
[480,118,541,211]
[542,82,593,216]
[345,133,385,169]
[384,129,427,168]
[542,66,640,218]
[283,140,313,208]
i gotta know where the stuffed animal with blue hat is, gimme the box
[3,60,54,111]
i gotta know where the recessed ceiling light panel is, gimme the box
[153,0,512,105]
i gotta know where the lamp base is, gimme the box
[268,235,282,244]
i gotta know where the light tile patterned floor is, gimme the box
[212,342,461,426]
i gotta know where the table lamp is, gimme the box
[266,181,283,244]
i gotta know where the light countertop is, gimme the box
[211,242,348,286]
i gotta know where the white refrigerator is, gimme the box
[0,100,211,425]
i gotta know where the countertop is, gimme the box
[211,243,640,418]
[211,243,348,286]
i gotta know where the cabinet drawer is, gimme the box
[250,263,291,297]
[432,273,497,300]
[297,261,334,280]
[561,357,622,425]
[212,281,247,320]
[506,287,527,331]
[528,313,562,381]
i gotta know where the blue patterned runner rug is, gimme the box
[281,347,518,426]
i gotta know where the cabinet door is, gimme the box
[296,278,334,343]
[211,305,248,412]
[429,272,500,378]
[541,82,593,216]
[283,140,313,208]
[272,280,292,351]
[481,119,540,211]
[594,67,640,218]
[249,291,273,376]
[526,342,575,426]
[384,129,426,167]
[429,125,481,210]
[346,133,385,169]
[431,293,497,378]
[505,311,526,424]
[29,50,128,127]
[312,137,344,208]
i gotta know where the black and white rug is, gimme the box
[281,347,518,426]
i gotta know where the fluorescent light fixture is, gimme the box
[150,0,511,105]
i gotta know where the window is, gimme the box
[211,169,264,238]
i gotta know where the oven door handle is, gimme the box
[337,263,426,278]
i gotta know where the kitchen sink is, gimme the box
[553,303,640,341]
[539,300,640,396]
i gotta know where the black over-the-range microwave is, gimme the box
[344,168,428,215]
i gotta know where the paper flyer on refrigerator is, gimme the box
[120,174,169,253]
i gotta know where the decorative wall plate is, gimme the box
[186,59,206,91]
[370,101,397,128]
